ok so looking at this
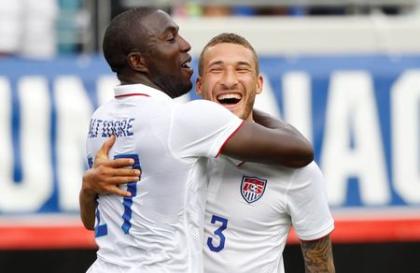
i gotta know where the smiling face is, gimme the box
[196,42,263,121]
[103,8,193,97]
[141,10,193,97]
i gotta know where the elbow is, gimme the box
[301,145,314,166]
[298,148,314,167]
[287,144,314,168]
[85,222,95,230]
[80,212,95,230]
[288,158,312,168]
[82,220,95,231]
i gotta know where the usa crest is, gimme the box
[240,176,267,203]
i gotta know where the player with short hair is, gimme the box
[197,33,335,273]
[83,31,335,273]
[80,8,314,273]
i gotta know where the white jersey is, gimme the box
[204,157,334,273]
[85,84,242,273]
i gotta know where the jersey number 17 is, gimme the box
[88,153,141,237]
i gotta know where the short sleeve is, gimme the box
[286,162,335,241]
[169,100,243,159]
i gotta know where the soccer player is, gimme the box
[197,33,335,273]
[80,8,313,273]
[83,31,335,273]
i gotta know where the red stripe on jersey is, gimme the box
[216,121,245,158]
[115,93,150,99]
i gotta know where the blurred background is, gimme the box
[0,0,420,272]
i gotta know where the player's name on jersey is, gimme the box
[88,118,135,138]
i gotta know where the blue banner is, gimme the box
[0,54,419,214]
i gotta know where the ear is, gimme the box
[256,74,263,95]
[127,52,148,73]
[195,76,203,96]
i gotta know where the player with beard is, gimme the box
[197,33,335,273]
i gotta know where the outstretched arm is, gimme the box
[300,235,335,273]
[253,109,310,142]
[222,115,314,168]
[79,136,140,230]
[252,109,313,167]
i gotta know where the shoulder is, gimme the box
[172,99,240,125]
[90,100,115,118]
[177,99,231,113]
[290,161,325,185]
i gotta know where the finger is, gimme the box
[104,158,135,168]
[108,168,141,177]
[97,135,116,159]
[104,186,132,197]
[108,176,140,184]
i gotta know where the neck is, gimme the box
[118,73,173,98]
[119,74,159,89]
[245,112,254,122]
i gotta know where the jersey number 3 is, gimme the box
[207,215,228,252]
[88,154,140,237]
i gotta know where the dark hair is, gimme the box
[102,7,157,74]
[198,33,260,76]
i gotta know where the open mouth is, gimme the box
[181,57,192,71]
[216,93,242,105]
[181,61,191,69]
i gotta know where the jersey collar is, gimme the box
[114,84,172,101]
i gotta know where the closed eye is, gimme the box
[167,34,176,43]
[162,26,178,43]
[237,68,251,73]
[210,68,223,73]
[236,65,252,72]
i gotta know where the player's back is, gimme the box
[87,95,203,272]
[86,84,243,273]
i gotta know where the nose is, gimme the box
[178,34,191,52]
[221,68,238,89]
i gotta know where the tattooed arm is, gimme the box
[301,235,335,273]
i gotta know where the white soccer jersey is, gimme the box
[204,158,334,273]
[85,84,243,273]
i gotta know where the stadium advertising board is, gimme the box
[0,55,419,248]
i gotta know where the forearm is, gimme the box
[253,109,287,129]
[301,235,335,273]
[253,109,309,140]
[79,187,97,230]
[253,109,314,167]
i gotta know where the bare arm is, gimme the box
[252,109,313,167]
[300,235,335,273]
[222,118,314,168]
[253,109,310,142]
[79,136,141,230]
[79,179,97,230]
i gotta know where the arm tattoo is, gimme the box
[301,235,335,273]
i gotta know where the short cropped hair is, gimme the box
[198,33,260,76]
[102,7,157,73]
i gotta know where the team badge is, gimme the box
[240,176,267,203]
